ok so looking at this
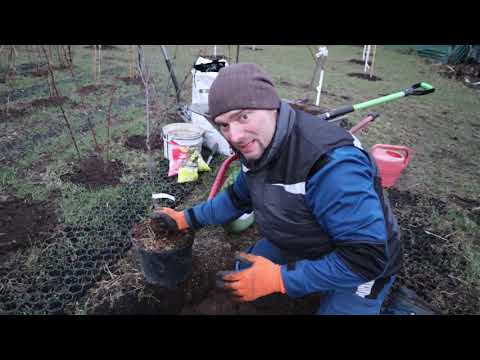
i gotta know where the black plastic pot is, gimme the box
[131,229,194,289]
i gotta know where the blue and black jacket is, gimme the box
[185,101,402,298]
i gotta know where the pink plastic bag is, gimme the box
[168,142,189,177]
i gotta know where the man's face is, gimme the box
[214,109,277,161]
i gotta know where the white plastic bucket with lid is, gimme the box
[162,123,205,160]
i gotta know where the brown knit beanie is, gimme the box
[208,63,281,120]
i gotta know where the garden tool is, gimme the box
[207,143,219,166]
[321,82,435,122]
[160,45,181,103]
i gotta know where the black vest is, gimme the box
[243,108,402,277]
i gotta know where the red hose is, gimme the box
[349,114,376,134]
[208,154,240,200]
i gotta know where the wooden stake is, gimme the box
[92,46,96,83]
[369,45,377,79]
[98,45,102,83]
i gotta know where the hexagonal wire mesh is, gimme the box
[0,159,197,315]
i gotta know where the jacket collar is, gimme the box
[240,101,296,172]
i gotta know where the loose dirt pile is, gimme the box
[125,134,163,151]
[77,84,115,97]
[60,155,124,189]
[132,220,191,252]
[0,194,58,261]
[30,96,69,108]
[347,73,382,81]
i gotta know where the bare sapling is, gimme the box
[128,45,135,79]
[3,46,17,128]
[61,45,70,68]
[35,45,42,73]
[85,115,102,155]
[63,49,102,156]
[92,46,96,83]
[26,45,34,66]
[137,45,151,152]
[41,45,82,161]
[97,45,102,84]
[55,45,63,68]
[67,45,73,67]
[105,85,117,162]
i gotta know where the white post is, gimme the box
[364,45,371,73]
[252,45,256,51]
[362,45,367,61]
[214,45,217,57]
[315,69,324,106]
[315,46,328,106]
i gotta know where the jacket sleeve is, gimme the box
[280,146,389,298]
[184,169,253,230]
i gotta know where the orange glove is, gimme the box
[151,207,189,232]
[217,252,286,302]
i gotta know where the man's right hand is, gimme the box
[151,208,189,233]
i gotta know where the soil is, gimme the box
[289,102,329,115]
[349,59,372,66]
[60,155,124,189]
[387,188,480,314]
[0,194,58,260]
[31,68,49,77]
[322,90,353,101]
[0,107,28,122]
[77,84,115,97]
[124,134,163,151]
[30,96,69,108]
[84,45,119,51]
[131,220,192,252]
[117,76,144,86]
[347,73,382,81]
[279,80,294,87]
[279,80,310,90]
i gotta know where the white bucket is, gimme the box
[162,123,205,160]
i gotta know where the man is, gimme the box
[154,63,402,315]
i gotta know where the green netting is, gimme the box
[384,45,473,65]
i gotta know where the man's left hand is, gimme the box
[216,252,286,302]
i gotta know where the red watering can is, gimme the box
[370,144,414,188]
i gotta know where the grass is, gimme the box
[0,167,16,190]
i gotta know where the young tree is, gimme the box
[41,45,81,161]
[137,45,152,152]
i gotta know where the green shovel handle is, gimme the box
[405,82,435,96]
